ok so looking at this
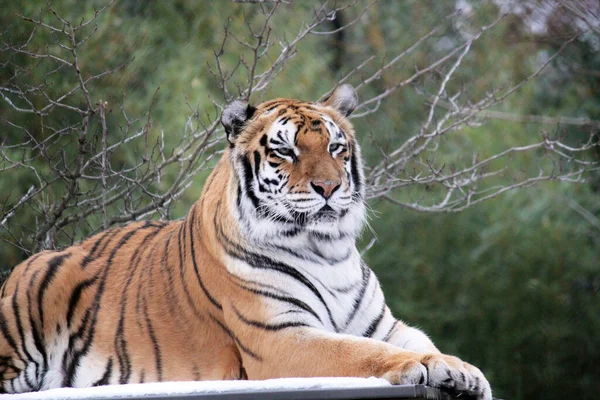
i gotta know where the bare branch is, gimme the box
[1,0,598,261]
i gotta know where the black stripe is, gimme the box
[142,295,162,381]
[114,324,130,385]
[159,234,180,318]
[363,303,386,338]
[22,253,44,275]
[289,197,317,203]
[232,274,295,296]
[236,185,244,219]
[235,282,322,324]
[330,276,362,294]
[38,253,71,330]
[11,282,37,390]
[350,140,362,196]
[188,208,222,310]
[257,180,269,192]
[209,314,262,361]
[199,174,216,211]
[92,357,113,386]
[383,320,399,343]
[61,308,91,387]
[66,277,98,329]
[310,231,346,242]
[115,226,162,384]
[26,270,46,383]
[253,151,261,178]
[280,226,303,237]
[343,262,371,328]
[276,131,286,144]
[177,221,205,320]
[239,155,260,209]
[0,305,20,361]
[233,305,309,331]
[81,228,119,269]
[134,231,162,330]
[263,178,279,186]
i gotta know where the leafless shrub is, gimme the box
[0,0,598,260]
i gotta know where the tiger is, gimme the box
[0,84,492,399]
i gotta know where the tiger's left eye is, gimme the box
[329,143,346,153]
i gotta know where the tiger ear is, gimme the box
[320,84,358,117]
[221,100,257,144]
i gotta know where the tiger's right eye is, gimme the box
[275,148,295,159]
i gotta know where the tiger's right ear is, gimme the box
[221,100,256,144]
[319,84,358,117]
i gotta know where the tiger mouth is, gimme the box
[288,205,342,227]
[312,204,338,221]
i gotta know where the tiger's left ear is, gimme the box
[221,100,257,144]
[320,84,358,117]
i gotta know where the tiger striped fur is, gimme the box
[0,85,492,399]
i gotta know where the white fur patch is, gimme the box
[72,353,110,388]
[41,327,70,390]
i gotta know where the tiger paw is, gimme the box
[380,353,492,400]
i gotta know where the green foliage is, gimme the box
[364,184,600,399]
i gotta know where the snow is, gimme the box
[5,377,392,399]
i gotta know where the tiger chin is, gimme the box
[0,85,492,399]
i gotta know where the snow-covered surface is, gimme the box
[5,377,392,399]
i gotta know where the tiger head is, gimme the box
[221,85,365,242]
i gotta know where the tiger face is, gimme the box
[222,85,365,241]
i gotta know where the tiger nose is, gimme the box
[311,179,341,200]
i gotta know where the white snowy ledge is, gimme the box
[2,378,455,400]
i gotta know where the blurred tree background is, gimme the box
[1,0,599,399]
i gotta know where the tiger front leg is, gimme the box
[223,319,428,384]
[222,301,491,399]
[228,321,491,399]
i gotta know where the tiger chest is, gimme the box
[224,251,367,335]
